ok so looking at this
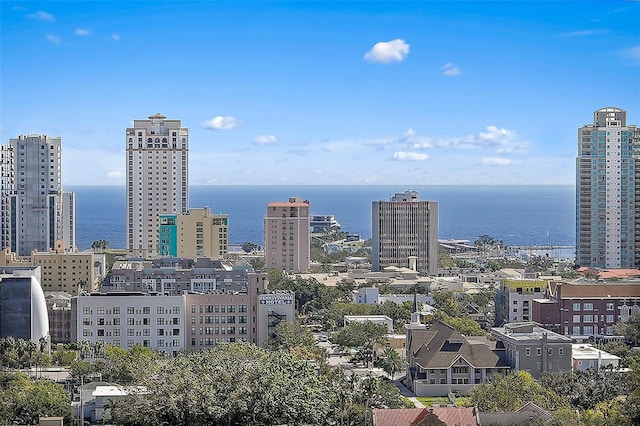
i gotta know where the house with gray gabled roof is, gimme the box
[406,319,510,396]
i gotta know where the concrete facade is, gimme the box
[126,114,189,257]
[576,107,640,268]
[372,190,438,275]
[185,272,268,350]
[491,322,572,378]
[159,207,228,258]
[264,197,310,273]
[71,292,186,356]
[104,257,251,295]
[1,135,75,255]
[257,291,296,347]
[0,244,106,296]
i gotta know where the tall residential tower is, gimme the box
[126,114,189,257]
[372,190,438,275]
[1,135,75,255]
[264,197,310,273]
[576,107,639,268]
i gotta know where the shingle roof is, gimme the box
[412,321,507,369]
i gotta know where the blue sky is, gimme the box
[1,1,639,186]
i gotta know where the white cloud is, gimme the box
[111,33,120,41]
[436,125,528,154]
[106,170,123,179]
[74,28,91,36]
[364,39,410,63]
[253,135,277,145]
[442,63,461,76]
[46,34,61,45]
[28,11,55,21]
[393,151,428,161]
[480,157,513,166]
[201,116,242,130]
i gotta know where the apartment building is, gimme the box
[103,257,251,295]
[185,272,268,350]
[159,207,228,258]
[532,280,640,338]
[494,277,559,325]
[491,322,572,378]
[576,107,640,268]
[71,293,186,356]
[126,113,189,257]
[264,197,310,273]
[0,243,106,295]
[1,135,75,255]
[372,190,438,275]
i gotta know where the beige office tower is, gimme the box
[372,190,438,275]
[126,114,189,257]
[264,197,310,273]
[158,207,229,258]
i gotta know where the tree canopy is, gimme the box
[109,342,405,426]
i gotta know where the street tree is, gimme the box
[469,371,568,412]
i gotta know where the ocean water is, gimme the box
[67,185,576,252]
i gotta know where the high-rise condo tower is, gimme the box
[126,114,189,257]
[576,107,639,268]
[0,135,75,255]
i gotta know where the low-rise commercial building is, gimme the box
[572,344,621,371]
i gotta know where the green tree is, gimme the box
[615,313,640,346]
[0,372,73,425]
[375,346,405,379]
[470,371,568,412]
[540,369,634,411]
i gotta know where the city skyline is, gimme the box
[1,1,639,186]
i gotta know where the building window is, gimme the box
[113,307,120,314]
[573,303,581,311]
[157,307,165,314]
[572,315,580,323]
[97,307,105,315]
[127,307,134,314]
[157,318,164,325]
[143,307,150,314]
[114,318,120,325]
[584,303,594,311]
[536,348,541,356]
[82,307,91,315]
[606,303,614,311]
[525,348,531,357]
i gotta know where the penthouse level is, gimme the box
[104,257,251,295]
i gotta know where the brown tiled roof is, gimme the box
[373,407,479,426]
[430,407,478,426]
[373,408,424,426]
[412,321,507,369]
[561,282,640,298]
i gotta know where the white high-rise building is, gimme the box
[576,107,639,269]
[372,190,438,275]
[126,113,189,257]
[0,135,75,255]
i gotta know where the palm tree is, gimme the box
[78,339,92,361]
[15,338,27,369]
[377,346,405,380]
